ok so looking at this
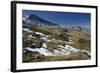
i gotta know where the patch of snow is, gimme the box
[46,35,50,38]
[67,42,73,44]
[25,44,90,57]
[54,50,62,55]
[81,49,91,56]
[40,37,47,40]
[25,47,53,56]
[42,43,47,48]
[58,48,70,55]
[28,35,33,38]
[40,47,47,51]
[25,47,38,52]
[23,28,32,33]
[69,39,72,42]
[58,45,64,48]
[62,51,70,55]
[65,45,79,52]
[58,48,66,52]
[47,39,52,42]
[52,38,56,41]
[35,32,45,36]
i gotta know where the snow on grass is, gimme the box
[53,50,62,55]
[35,32,45,36]
[25,47,53,56]
[42,43,47,48]
[58,45,64,48]
[23,28,90,57]
[28,35,33,38]
[47,39,52,42]
[25,46,71,56]
[81,49,91,56]
[25,45,90,57]
[40,37,47,40]
[23,28,32,33]
[65,45,80,52]
[66,42,74,44]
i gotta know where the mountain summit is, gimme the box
[23,14,59,27]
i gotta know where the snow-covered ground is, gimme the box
[35,32,45,36]
[25,43,90,57]
[25,47,54,56]
[65,45,80,52]
[23,28,90,57]
[23,28,32,33]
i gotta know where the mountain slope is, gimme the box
[23,14,59,27]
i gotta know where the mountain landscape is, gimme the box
[23,14,59,28]
[22,13,91,63]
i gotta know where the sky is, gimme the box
[23,10,91,26]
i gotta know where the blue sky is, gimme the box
[23,10,91,26]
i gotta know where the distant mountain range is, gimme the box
[23,14,59,28]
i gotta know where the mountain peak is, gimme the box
[23,14,59,27]
[28,14,40,20]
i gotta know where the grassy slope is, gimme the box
[31,26,91,51]
[23,26,91,62]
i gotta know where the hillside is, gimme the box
[22,26,91,62]
[22,14,91,62]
